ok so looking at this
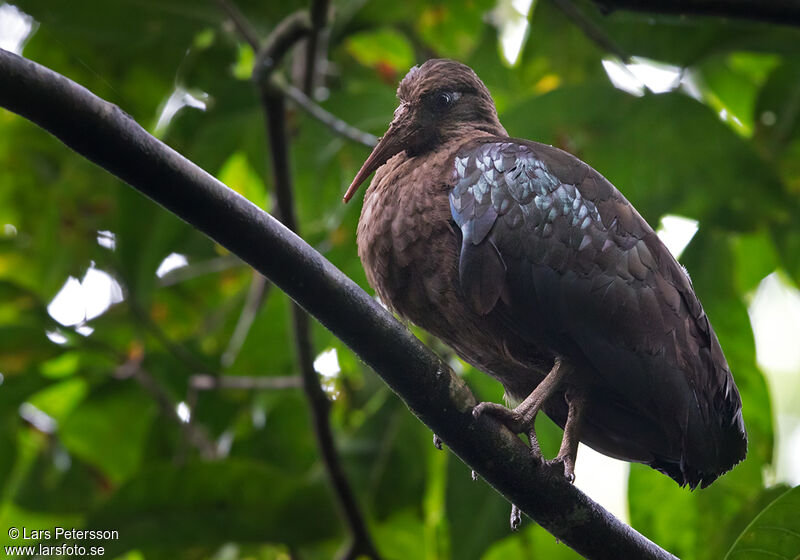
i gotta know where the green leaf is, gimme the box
[346,29,415,76]
[482,521,583,559]
[731,231,780,295]
[60,383,156,484]
[75,460,340,557]
[725,485,800,560]
[27,377,88,422]
[217,151,268,207]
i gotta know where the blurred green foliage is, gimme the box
[1,0,799,558]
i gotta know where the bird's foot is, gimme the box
[472,402,545,465]
[433,434,443,450]
[472,401,532,434]
[543,455,576,483]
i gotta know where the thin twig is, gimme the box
[263,85,382,560]
[221,272,272,367]
[127,292,215,374]
[215,0,375,148]
[275,77,378,148]
[254,10,311,84]
[211,1,380,554]
[550,0,632,63]
[301,0,330,95]
[158,254,242,286]
[213,0,261,51]
[190,373,302,390]
[117,359,218,459]
[0,47,680,560]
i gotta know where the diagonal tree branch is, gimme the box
[213,0,261,51]
[550,0,632,63]
[590,0,800,27]
[253,10,311,83]
[0,48,678,560]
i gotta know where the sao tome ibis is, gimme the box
[344,59,747,490]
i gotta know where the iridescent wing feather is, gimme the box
[449,139,746,488]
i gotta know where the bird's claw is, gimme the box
[543,456,576,483]
[472,402,529,433]
[510,504,522,531]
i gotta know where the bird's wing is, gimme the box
[449,138,746,487]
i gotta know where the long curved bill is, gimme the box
[343,107,411,203]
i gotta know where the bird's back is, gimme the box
[449,137,747,488]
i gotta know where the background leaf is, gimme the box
[725,485,800,560]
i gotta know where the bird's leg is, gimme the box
[472,357,571,461]
[545,388,588,483]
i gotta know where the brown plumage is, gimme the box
[345,59,746,490]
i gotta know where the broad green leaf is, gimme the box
[60,383,156,483]
[414,0,496,59]
[731,231,780,295]
[74,460,340,557]
[346,29,415,77]
[217,151,268,207]
[373,510,427,560]
[725,485,800,560]
[629,463,698,559]
[27,377,88,422]
[40,352,81,379]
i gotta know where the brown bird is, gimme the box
[344,59,746,492]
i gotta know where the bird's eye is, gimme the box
[434,91,459,109]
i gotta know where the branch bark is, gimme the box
[0,48,678,560]
[551,0,632,63]
[591,0,800,27]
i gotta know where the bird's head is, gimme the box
[343,59,504,202]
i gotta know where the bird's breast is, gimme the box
[357,151,460,332]
[356,149,551,395]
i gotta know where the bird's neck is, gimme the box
[441,121,508,147]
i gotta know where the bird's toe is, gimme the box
[472,401,528,433]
